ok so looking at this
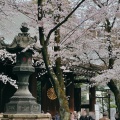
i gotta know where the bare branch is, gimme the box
[94,50,108,68]
[107,80,119,95]
[0,8,8,16]
[12,4,37,22]
[60,12,102,45]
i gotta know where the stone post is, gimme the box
[1,114,51,120]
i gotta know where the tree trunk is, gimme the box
[42,46,70,120]
[0,82,6,113]
[107,80,120,119]
[0,84,6,113]
[55,57,70,119]
[112,89,120,120]
[115,93,120,118]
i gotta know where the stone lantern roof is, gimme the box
[0,22,37,53]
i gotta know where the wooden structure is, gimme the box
[40,73,96,116]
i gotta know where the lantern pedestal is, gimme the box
[1,114,51,120]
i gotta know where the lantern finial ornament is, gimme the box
[20,22,29,33]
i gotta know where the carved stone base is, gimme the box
[1,114,51,120]
[5,97,41,114]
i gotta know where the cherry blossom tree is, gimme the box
[1,0,120,119]
[89,0,120,115]
[70,0,120,116]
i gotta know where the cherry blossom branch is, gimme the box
[45,0,85,46]
[107,80,119,95]
[60,12,102,45]
[111,0,120,28]
[93,0,103,8]
[71,62,100,73]
[70,21,100,43]
[0,74,18,89]
[0,8,8,16]
[93,0,120,30]
[8,2,37,22]
[94,50,108,68]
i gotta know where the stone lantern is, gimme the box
[0,23,40,114]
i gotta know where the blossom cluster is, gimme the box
[0,74,18,89]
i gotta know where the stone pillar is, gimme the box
[74,88,81,111]
[68,81,74,112]
[89,87,96,111]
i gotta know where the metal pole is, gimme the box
[108,94,110,118]
[102,97,104,113]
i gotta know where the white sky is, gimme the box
[0,13,36,44]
